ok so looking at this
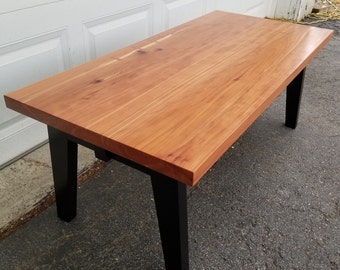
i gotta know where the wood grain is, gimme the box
[4,11,333,186]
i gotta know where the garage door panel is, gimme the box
[0,28,66,167]
[1,0,273,167]
[83,4,153,60]
[0,0,64,15]
[0,118,47,168]
[73,0,151,21]
[0,29,69,125]
[164,0,205,29]
[245,1,268,16]
[216,0,268,17]
[243,0,267,17]
[216,1,243,13]
[0,4,71,45]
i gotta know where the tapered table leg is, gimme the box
[48,126,78,222]
[285,68,306,129]
[151,173,189,270]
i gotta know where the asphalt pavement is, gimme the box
[0,20,339,270]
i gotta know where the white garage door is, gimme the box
[0,0,269,168]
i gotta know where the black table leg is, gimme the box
[48,126,78,222]
[285,68,306,129]
[151,173,189,270]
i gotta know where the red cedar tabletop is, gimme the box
[4,11,333,186]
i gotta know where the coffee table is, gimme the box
[4,11,333,269]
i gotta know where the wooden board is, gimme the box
[4,11,333,186]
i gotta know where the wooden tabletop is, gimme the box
[4,11,333,186]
